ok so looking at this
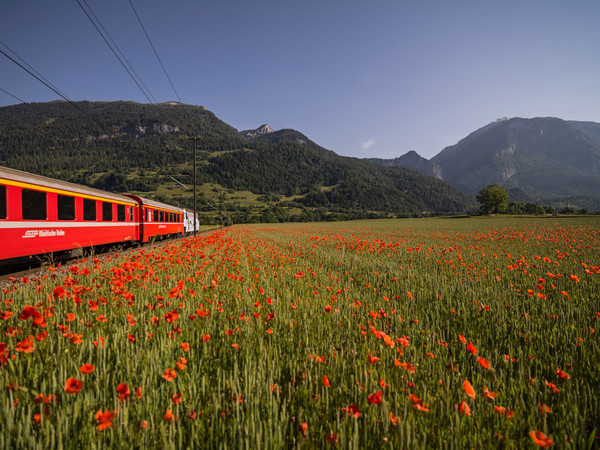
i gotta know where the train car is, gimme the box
[126,195,184,243]
[0,166,140,262]
[183,209,199,234]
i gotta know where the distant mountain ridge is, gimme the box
[431,117,600,197]
[366,151,442,179]
[368,117,600,209]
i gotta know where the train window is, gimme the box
[153,210,158,222]
[84,199,96,221]
[129,206,134,222]
[22,189,47,220]
[57,194,75,220]
[0,185,6,219]
[102,202,113,221]
[160,211,165,222]
[117,204,125,222]
[168,212,172,222]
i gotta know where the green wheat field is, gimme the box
[1,217,598,448]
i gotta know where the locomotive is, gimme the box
[0,165,199,266]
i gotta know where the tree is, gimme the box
[476,184,509,214]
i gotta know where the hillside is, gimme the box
[431,117,600,198]
[366,151,442,179]
[368,117,600,211]
[0,101,475,223]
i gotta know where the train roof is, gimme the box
[0,165,136,204]
[125,194,184,213]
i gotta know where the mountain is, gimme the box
[366,151,443,179]
[239,124,275,138]
[0,101,475,222]
[431,117,600,199]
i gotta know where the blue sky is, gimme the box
[2,0,599,159]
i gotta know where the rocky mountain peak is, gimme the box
[240,124,275,138]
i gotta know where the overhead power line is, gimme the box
[0,44,106,129]
[78,0,157,103]
[0,86,27,104]
[75,0,155,104]
[129,0,182,103]
[0,39,70,102]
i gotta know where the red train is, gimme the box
[0,166,197,265]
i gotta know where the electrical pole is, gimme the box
[186,137,198,235]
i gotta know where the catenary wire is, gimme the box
[0,46,107,130]
[0,86,27,104]
[0,40,70,102]
[74,0,154,104]
[79,0,157,104]
[129,0,182,103]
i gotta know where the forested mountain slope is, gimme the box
[0,101,475,221]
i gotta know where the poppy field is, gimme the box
[1,217,599,448]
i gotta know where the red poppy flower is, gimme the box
[493,406,515,418]
[326,431,339,446]
[53,286,65,299]
[477,357,491,369]
[171,392,182,404]
[299,422,308,438]
[367,390,382,405]
[323,375,331,388]
[80,363,95,374]
[64,377,83,394]
[483,387,496,400]
[367,351,380,365]
[95,409,116,430]
[529,430,554,447]
[466,342,477,356]
[163,409,177,422]
[463,380,476,399]
[180,342,190,352]
[15,335,35,353]
[117,383,130,402]
[343,404,360,418]
[455,401,471,416]
[409,394,429,412]
[36,331,47,341]
[162,368,177,381]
